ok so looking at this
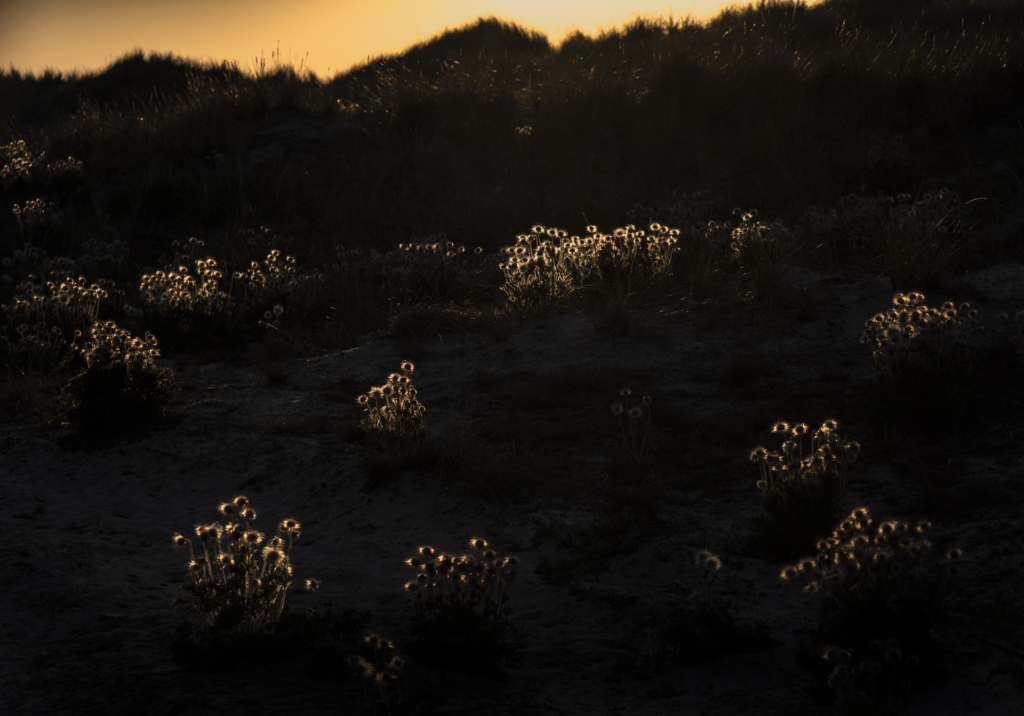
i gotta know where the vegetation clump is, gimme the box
[56,319,177,429]
[173,496,305,636]
[748,420,860,559]
[0,273,105,375]
[170,497,366,671]
[780,507,962,715]
[355,361,428,472]
[497,223,679,310]
[402,537,519,675]
[138,237,237,349]
[860,292,982,429]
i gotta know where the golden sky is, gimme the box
[1,0,747,78]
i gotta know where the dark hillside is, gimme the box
[1,0,1022,262]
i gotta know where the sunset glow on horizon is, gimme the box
[1,0,758,78]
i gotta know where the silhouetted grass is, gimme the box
[2,1,1021,273]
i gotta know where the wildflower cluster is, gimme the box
[610,389,652,467]
[13,198,63,231]
[1,274,105,374]
[57,320,177,427]
[729,209,793,270]
[861,292,981,378]
[779,508,941,596]
[749,420,860,557]
[498,223,679,308]
[781,508,961,709]
[0,139,44,192]
[357,361,427,453]
[235,247,324,329]
[403,538,519,654]
[173,496,306,636]
[47,156,85,187]
[345,633,408,711]
[139,238,236,347]
[498,226,578,307]
[860,292,981,424]
[783,508,961,651]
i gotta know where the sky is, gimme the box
[0,0,747,79]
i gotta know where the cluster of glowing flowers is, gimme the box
[778,507,960,595]
[4,273,105,330]
[12,198,62,230]
[860,292,981,380]
[47,156,84,182]
[0,139,45,191]
[728,208,793,269]
[74,320,159,369]
[498,222,680,306]
[403,537,520,623]
[356,361,427,442]
[57,319,178,426]
[0,273,106,373]
[172,495,308,635]
[139,238,233,319]
[235,247,324,323]
[750,419,861,499]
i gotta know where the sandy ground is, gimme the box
[3,265,1024,715]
